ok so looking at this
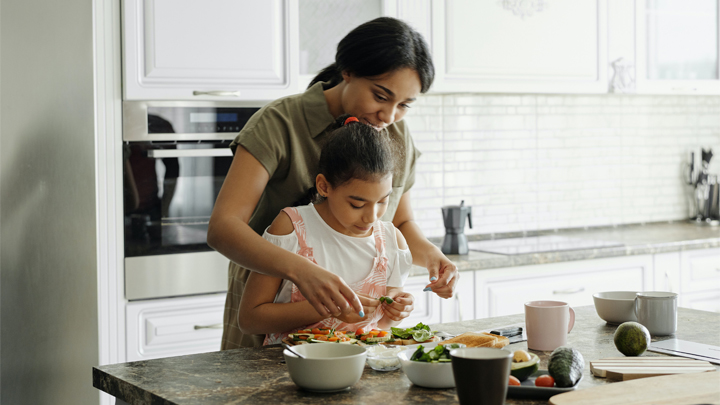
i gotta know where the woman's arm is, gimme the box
[207,146,362,317]
[392,192,459,299]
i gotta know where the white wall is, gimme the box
[406,94,720,237]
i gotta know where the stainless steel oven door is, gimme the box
[123,141,233,300]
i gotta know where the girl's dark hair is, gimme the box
[295,115,395,206]
[309,17,434,93]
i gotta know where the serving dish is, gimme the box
[396,343,465,388]
[283,343,367,392]
[365,345,404,371]
[507,370,582,400]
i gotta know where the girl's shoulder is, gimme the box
[378,220,408,251]
[266,209,296,236]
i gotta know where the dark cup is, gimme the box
[450,348,513,405]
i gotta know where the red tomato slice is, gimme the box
[535,375,555,387]
[508,376,521,386]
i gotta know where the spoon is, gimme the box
[282,344,305,359]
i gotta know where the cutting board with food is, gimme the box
[590,357,716,381]
[549,371,720,405]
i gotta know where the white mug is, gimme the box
[524,301,575,351]
[634,292,677,336]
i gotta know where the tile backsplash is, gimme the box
[404,94,720,238]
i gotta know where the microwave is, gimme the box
[122,101,263,300]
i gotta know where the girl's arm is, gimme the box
[237,211,330,334]
[208,146,363,317]
[392,191,459,299]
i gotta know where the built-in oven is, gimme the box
[123,101,262,300]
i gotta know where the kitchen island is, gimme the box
[93,306,720,405]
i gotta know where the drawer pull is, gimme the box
[194,323,223,330]
[193,90,241,97]
[553,287,585,295]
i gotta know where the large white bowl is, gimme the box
[397,343,463,389]
[283,344,367,392]
[593,291,639,324]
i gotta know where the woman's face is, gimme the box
[340,68,421,131]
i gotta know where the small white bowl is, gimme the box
[593,291,639,325]
[366,345,404,371]
[283,344,367,392]
[397,343,464,388]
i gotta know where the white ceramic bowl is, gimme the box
[283,344,367,392]
[397,343,464,388]
[593,291,639,324]
[366,345,404,371]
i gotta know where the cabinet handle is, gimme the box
[194,323,223,330]
[193,90,241,97]
[552,287,585,295]
[455,293,463,322]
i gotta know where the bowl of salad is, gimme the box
[397,343,465,388]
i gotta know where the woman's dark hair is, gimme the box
[309,17,434,93]
[295,115,395,206]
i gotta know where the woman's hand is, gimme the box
[334,293,379,324]
[381,291,414,322]
[424,251,458,299]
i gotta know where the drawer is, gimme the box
[126,293,225,361]
[681,248,720,294]
[474,256,653,318]
[680,290,720,313]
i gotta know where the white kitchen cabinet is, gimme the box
[429,0,608,94]
[474,255,654,318]
[126,293,225,361]
[296,0,433,90]
[122,0,298,101]
[679,248,720,310]
[635,0,720,95]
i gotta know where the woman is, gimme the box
[208,17,459,349]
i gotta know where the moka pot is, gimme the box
[441,201,473,255]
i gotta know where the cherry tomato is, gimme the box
[508,376,521,386]
[356,328,365,335]
[535,375,555,387]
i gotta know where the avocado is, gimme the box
[548,346,584,388]
[613,322,650,356]
[510,351,540,382]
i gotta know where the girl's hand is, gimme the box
[381,292,414,322]
[334,293,379,324]
[424,251,458,299]
[293,263,364,318]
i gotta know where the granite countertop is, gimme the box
[93,306,720,405]
[410,221,720,276]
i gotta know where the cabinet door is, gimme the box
[475,255,653,318]
[679,248,720,295]
[635,0,720,94]
[440,270,475,323]
[126,293,225,361]
[396,274,441,328]
[431,0,608,94]
[123,0,298,100]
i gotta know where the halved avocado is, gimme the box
[510,351,540,382]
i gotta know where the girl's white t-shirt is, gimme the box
[262,204,413,304]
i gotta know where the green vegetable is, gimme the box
[410,343,463,363]
[510,352,540,382]
[613,321,651,356]
[548,346,584,388]
[391,322,431,340]
[378,296,394,304]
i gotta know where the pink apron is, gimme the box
[264,207,389,345]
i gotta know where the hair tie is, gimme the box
[344,116,359,125]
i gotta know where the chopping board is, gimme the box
[549,371,720,405]
[590,357,716,381]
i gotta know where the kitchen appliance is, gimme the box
[123,101,262,300]
[441,201,472,255]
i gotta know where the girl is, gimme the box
[208,17,459,349]
[238,116,414,342]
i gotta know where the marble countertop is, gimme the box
[410,221,720,276]
[93,306,720,405]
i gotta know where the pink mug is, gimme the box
[524,301,575,351]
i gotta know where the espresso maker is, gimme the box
[441,200,473,255]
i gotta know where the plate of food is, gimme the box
[282,323,444,346]
[507,370,582,400]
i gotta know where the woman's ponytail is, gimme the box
[308,63,343,90]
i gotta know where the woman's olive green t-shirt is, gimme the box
[221,81,421,349]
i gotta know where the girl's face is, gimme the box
[316,174,394,237]
[340,68,421,131]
